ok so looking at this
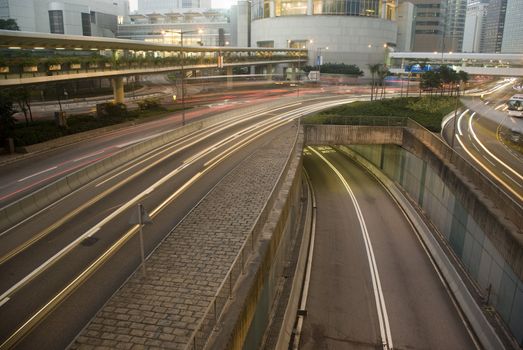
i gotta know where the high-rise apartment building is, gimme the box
[501,0,523,53]
[481,0,507,53]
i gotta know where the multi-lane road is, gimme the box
[441,79,523,206]
[300,146,478,349]
[0,94,363,349]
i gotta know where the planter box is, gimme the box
[70,63,81,69]
[48,64,61,71]
[0,66,9,73]
[23,66,38,72]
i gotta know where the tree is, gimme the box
[457,70,469,96]
[376,65,390,99]
[0,19,20,31]
[0,91,17,150]
[12,87,33,126]
[367,63,380,101]
[420,71,441,97]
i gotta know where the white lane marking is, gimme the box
[456,135,523,203]
[0,297,9,308]
[469,113,523,182]
[72,150,106,162]
[457,109,469,136]
[115,134,160,148]
[17,167,58,182]
[494,104,505,111]
[503,172,523,188]
[309,146,393,350]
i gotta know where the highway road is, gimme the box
[0,84,360,206]
[441,80,523,206]
[0,96,360,349]
[300,146,478,350]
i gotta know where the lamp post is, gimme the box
[316,46,328,71]
[163,28,203,126]
[297,39,313,97]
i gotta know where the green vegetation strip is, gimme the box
[303,96,459,132]
[12,106,178,147]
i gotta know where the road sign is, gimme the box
[129,204,152,225]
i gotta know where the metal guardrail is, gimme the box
[184,124,302,350]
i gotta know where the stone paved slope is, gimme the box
[71,126,297,350]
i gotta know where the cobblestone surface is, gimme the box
[71,127,297,350]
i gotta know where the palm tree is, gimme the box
[377,65,390,99]
[367,63,380,101]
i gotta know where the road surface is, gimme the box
[300,146,478,350]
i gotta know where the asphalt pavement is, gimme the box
[301,147,477,349]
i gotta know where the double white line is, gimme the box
[309,146,393,350]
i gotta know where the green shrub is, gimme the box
[137,97,162,111]
[304,96,458,132]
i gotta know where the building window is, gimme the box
[276,0,307,16]
[82,13,92,36]
[90,11,96,24]
[313,0,379,16]
[257,40,274,47]
[49,10,64,34]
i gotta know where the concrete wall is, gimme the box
[304,125,404,146]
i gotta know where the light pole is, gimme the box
[316,46,328,71]
[163,28,203,126]
[297,39,313,97]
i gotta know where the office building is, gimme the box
[462,1,486,53]
[250,0,399,71]
[0,0,129,37]
[137,0,212,13]
[501,0,523,53]
[118,10,231,46]
[481,0,507,53]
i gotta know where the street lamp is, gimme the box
[163,28,203,126]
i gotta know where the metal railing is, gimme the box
[184,124,302,350]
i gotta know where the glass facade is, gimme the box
[81,13,92,36]
[252,0,394,20]
[49,10,64,34]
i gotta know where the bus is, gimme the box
[507,94,523,117]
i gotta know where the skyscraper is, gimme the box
[501,0,523,53]
[481,0,507,53]
[462,0,486,53]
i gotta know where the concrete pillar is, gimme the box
[112,76,125,104]
[226,66,233,89]
[267,64,273,81]
[289,64,297,81]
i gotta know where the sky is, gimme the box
[129,0,238,11]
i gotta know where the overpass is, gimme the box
[0,30,307,103]
[389,51,523,77]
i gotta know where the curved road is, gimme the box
[300,146,477,349]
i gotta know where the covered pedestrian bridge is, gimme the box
[0,30,307,103]
[388,52,523,77]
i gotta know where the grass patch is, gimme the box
[304,96,459,132]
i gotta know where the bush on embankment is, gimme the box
[304,96,459,132]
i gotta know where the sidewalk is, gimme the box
[70,126,298,349]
